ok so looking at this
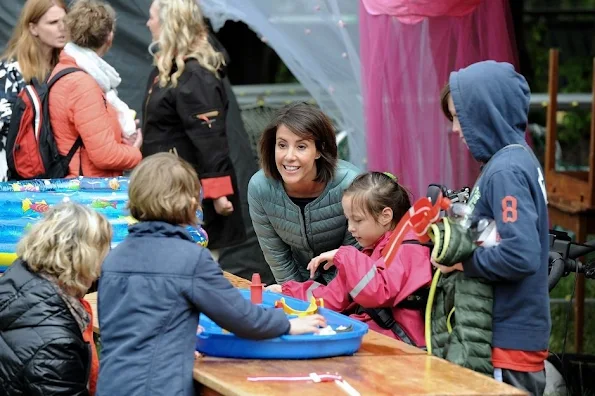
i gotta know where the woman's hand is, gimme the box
[307,249,338,279]
[123,127,143,149]
[288,314,327,335]
[265,284,282,293]
[431,260,464,274]
[214,196,234,216]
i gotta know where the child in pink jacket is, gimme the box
[268,172,432,346]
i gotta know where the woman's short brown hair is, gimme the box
[440,83,453,121]
[128,153,201,226]
[258,102,338,184]
[65,0,115,50]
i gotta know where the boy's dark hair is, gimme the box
[343,172,411,228]
[440,83,453,121]
[258,102,338,184]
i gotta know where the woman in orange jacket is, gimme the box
[49,0,141,178]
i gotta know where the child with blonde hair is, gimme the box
[96,153,326,396]
[0,202,112,395]
[268,172,433,346]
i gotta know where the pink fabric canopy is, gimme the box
[360,0,518,198]
[361,0,481,24]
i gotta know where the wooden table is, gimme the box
[194,355,524,396]
[84,272,526,396]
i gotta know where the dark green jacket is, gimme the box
[427,271,493,375]
[247,160,360,283]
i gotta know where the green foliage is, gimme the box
[559,110,592,144]
[549,235,595,354]
[275,63,298,84]
[549,276,595,354]
[525,11,593,146]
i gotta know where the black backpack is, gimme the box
[6,67,83,180]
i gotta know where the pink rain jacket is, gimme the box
[282,231,432,346]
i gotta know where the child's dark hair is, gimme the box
[343,172,411,228]
[440,83,453,121]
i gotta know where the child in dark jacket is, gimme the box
[96,153,325,396]
[436,61,551,396]
[267,172,432,347]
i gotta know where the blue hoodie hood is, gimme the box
[449,61,530,163]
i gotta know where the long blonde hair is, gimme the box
[154,0,225,88]
[16,203,112,298]
[1,0,67,83]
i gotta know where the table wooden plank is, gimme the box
[193,355,526,396]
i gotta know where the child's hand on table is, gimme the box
[307,249,339,279]
[265,284,282,293]
[288,314,327,335]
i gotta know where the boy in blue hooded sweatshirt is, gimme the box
[436,61,551,395]
[96,153,326,396]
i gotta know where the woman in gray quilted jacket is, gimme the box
[248,102,360,284]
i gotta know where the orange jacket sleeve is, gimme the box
[68,74,141,171]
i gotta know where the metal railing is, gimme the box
[232,83,593,112]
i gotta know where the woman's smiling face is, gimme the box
[274,124,320,187]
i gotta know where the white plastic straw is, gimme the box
[335,379,361,396]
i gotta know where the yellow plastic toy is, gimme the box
[274,296,324,317]
[0,253,16,266]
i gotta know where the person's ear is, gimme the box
[105,30,115,49]
[29,22,39,37]
[190,197,199,211]
[379,207,393,227]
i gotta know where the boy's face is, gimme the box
[447,95,466,146]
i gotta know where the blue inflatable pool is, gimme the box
[0,177,208,272]
[195,289,368,359]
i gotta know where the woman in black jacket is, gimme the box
[142,0,245,254]
[0,203,112,396]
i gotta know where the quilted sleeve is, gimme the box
[67,74,141,170]
[175,69,234,199]
[444,274,493,375]
[22,339,90,396]
[247,179,303,283]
